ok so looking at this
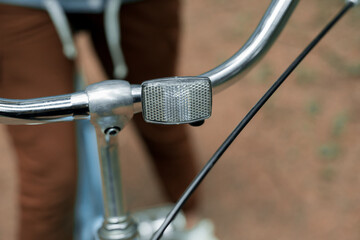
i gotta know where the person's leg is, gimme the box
[120,0,199,211]
[0,4,77,240]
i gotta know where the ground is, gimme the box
[1,0,360,239]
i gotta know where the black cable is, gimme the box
[150,2,354,240]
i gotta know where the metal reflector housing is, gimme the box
[141,77,212,124]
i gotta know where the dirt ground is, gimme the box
[1,0,360,239]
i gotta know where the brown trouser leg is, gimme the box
[121,0,199,211]
[0,4,76,240]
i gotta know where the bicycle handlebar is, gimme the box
[0,0,299,125]
[201,0,298,93]
[0,92,89,125]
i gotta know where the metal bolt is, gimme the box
[189,120,205,127]
[104,127,121,136]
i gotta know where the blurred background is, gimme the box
[1,0,360,239]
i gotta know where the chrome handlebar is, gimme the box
[0,92,89,125]
[201,0,298,93]
[0,0,299,125]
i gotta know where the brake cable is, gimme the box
[151,2,357,239]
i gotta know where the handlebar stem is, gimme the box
[95,128,138,240]
[86,80,138,239]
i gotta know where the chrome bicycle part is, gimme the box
[86,80,138,240]
[98,216,138,240]
[94,122,138,240]
[141,77,212,125]
[346,0,359,5]
[43,0,77,59]
[119,0,300,112]
[0,0,299,124]
[104,0,128,79]
[0,92,89,125]
[86,80,134,132]
[201,0,299,93]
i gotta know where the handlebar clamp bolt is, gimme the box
[104,126,121,136]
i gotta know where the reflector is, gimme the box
[141,77,212,124]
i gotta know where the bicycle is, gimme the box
[0,0,360,239]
